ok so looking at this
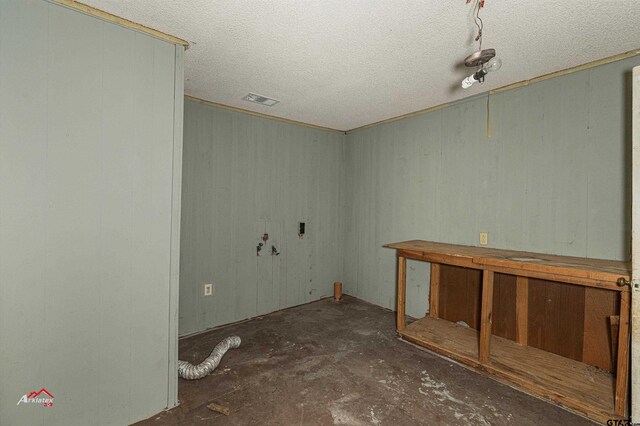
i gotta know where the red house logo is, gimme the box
[17,388,54,407]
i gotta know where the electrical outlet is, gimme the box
[479,232,488,246]
[204,284,213,296]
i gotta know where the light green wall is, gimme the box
[0,1,182,424]
[344,56,639,318]
[179,100,345,336]
[181,57,638,330]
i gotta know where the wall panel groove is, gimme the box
[344,56,639,318]
[179,100,345,336]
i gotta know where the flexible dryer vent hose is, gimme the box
[178,335,241,380]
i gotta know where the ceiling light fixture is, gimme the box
[462,57,502,88]
[461,0,502,89]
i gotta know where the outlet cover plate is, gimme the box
[204,284,213,296]
[479,232,488,246]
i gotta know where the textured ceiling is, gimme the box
[82,0,640,131]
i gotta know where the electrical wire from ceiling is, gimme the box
[467,0,493,138]
[461,0,501,91]
[472,0,485,52]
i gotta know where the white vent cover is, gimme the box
[242,93,279,107]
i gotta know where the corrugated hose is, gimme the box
[177,335,241,380]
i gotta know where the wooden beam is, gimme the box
[479,270,495,363]
[614,291,630,416]
[398,249,478,270]
[484,264,622,292]
[429,263,440,318]
[515,276,529,345]
[610,316,620,373]
[397,255,407,331]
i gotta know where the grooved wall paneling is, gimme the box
[179,99,345,336]
[0,1,183,424]
[344,56,639,318]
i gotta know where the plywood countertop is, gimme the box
[384,240,630,284]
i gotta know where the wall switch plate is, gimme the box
[204,284,213,296]
[479,232,488,246]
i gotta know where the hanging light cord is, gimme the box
[467,0,492,138]
[486,93,492,138]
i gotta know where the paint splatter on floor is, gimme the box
[135,297,593,426]
[418,370,512,426]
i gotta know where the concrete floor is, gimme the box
[137,296,593,425]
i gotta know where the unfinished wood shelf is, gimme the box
[401,316,616,423]
[386,240,631,424]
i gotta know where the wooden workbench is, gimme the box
[385,240,631,424]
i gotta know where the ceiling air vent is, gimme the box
[242,93,279,107]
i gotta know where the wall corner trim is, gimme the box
[184,95,347,134]
[52,0,190,49]
[346,48,640,134]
